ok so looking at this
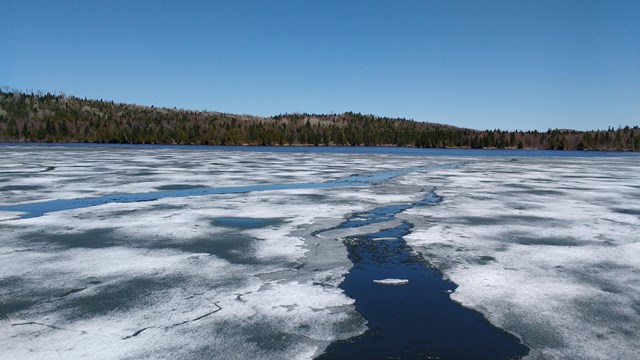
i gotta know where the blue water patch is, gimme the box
[320,191,443,232]
[211,217,284,229]
[2,142,638,157]
[316,193,529,359]
[0,164,459,219]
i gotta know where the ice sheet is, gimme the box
[2,146,639,359]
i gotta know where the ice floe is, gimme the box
[372,278,409,285]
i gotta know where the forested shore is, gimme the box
[1,89,638,151]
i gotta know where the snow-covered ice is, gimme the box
[401,157,640,359]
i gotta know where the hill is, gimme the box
[0,89,638,151]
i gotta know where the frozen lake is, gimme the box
[1,144,639,359]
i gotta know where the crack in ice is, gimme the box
[0,163,464,219]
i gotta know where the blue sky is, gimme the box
[1,1,638,131]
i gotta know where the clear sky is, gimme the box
[1,1,639,131]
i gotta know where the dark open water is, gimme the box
[315,192,528,359]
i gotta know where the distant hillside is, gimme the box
[0,89,638,151]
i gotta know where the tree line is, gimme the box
[1,89,638,151]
